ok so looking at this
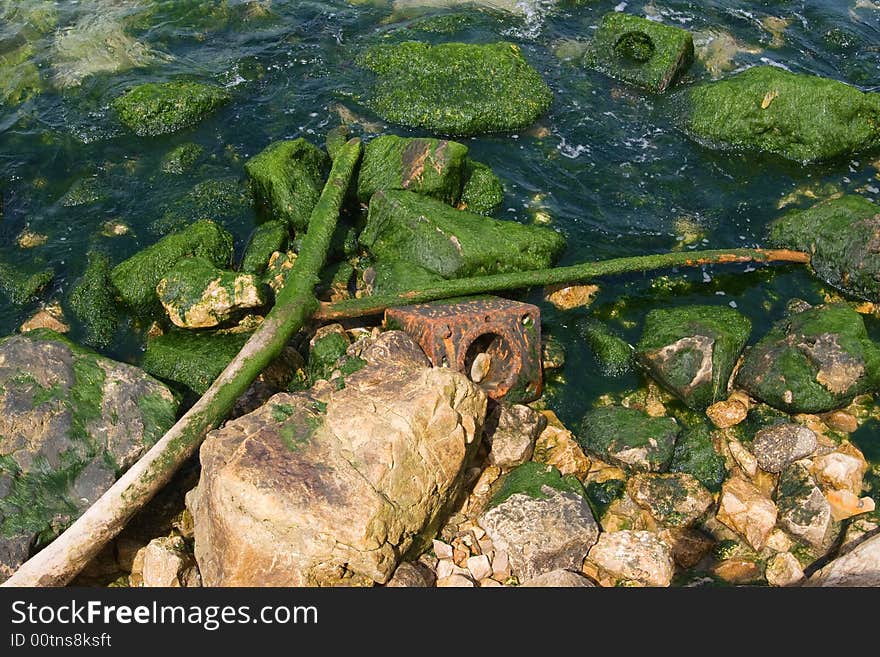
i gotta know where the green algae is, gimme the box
[245,138,331,232]
[155,178,252,235]
[112,81,231,137]
[370,258,445,296]
[308,332,350,382]
[68,252,119,349]
[240,220,289,275]
[356,41,552,136]
[669,423,727,492]
[60,176,108,208]
[0,43,42,106]
[682,66,880,163]
[0,262,53,305]
[579,405,680,472]
[161,143,204,175]
[325,126,350,160]
[582,319,633,377]
[137,391,179,449]
[460,159,504,215]
[488,461,585,510]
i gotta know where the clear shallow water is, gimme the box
[1,1,879,466]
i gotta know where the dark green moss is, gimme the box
[308,332,350,382]
[460,159,504,215]
[361,190,565,279]
[137,391,179,448]
[681,66,880,163]
[325,126,350,160]
[60,176,108,207]
[370,259,445,296]
[769,195,880,302]
[669,423,727,492]
[356,41,552,136]
[110,219,233,313]
[582,319,633,377]
[68,252,119,348]
[585,479,626,518]
[141,330,249,396]
[154,178,252,235]
[488,461,585,509]
[0,261,53,305]
[585,12,694,93]
[245,138,331,232]
[357,135,468,205]
[161,142,204,174]
[637,305,751,409]
[240,220,289,275]
[579,405,679,472]
[112,81,231,137]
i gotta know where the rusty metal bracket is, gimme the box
[385,296,543,403]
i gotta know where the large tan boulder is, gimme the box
[188,332,487,586]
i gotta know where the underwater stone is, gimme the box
[582,319,633,377]
[239,220,289,275]
[357,135,469,205]
[681,66,880,163]
[356,41,552,136]
[585,12,694,93]
[0,43,42,106]
[361,190,565,278]
[67,252,119,349]
[161,142,204,175]
[460,159,504,215]
[156,257,266,329]
[637,305,751,410]
[0,261,53,306]
[245,138,331,232]
[579,405,679,473]
[142,330,249,396]
[769,195,880,302]
[112,81,231,137]
[111,220,233,313]
[735,303,880,414]
[155,178,252,235]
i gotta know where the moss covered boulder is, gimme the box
[460,159,504,215]
[636,305,751,409]
[0,260,53,305]
[585,12,694,93]
[668,423,726,492]
[142,330,249,396]
[67,252,119,348]
[769,195,880,302]
[579,405,680,472]
[369,259,445,296]
[358,135,468,205]
[156,257,267,329]
[0,330,178,582]
[583,319,633,377]
[245,139,331,232]
[356,41,552,136]
[681,66,880,163]
[240,220,289,275]
[161,142,204,175]
[361,190,565,278]
[111,220,233,313]
[112,81,231,137]
[736,303,880,413]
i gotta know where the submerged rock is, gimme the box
[579,405,679,473]
[113,81,231,137]
[680,66,880,162]
[0,261,53,306]
[356,41,552,136]
[244,139,331,232]
[111,220,233,313]
[161,143,204,175]
[361,190,565,278]
[0,43,42,106]
[0,331,178,582]
[770,195,880,302]
[582,319,633,377]
[636,305,751,410]
[155,178,252,236]
[585,12,694,93]
[479,463,598,582]
[735,303,880,414]
[189,337,486,586]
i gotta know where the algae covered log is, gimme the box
[2,138,363,587]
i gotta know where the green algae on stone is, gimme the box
[680,66,880,163]
[585,479,626,518]
[112,81,231,137]
[356,41,552,136]
[67,252,119,348]
[637,305,752,409]
[488,461,585,510]
[669,423,726,492]
[240,220,289,275]
[156,257,267,329]
[142,329,249,396]
[154,178,252,235]
[460,159,504,215]
[582,319,633,377]
[161,142,204,174]
[60,176,108,208]
[736,303,880,414]
[0,261,53,305]
[361,189,565,278]
[245,138,331,232]
[325,125,350,160]
[626,472,713,527]
[579,405,679,473]
[0,43,42,106]
[357,135,468,205]
[308,332,350,383]
[111,219,233,313]
[369,258,445,296]
[769,195,880,302]
[585,12,694,93]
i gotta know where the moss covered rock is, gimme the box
[67,252,119,348]
[637,305,751,409]
[681,66,880,163]
[669,423,726,492]
[736,303,880,413]
[142,330,249,396]
[769,195,880,302]
[357,135,468,205]
[585,12,694,93]
[161,142,204,174]
[579,405,680,473]
[0,261,53,305]
[156,257,266,329]
[460,159,504,215]
[582,319,633,377]
[0,330,178,582]
[489,461,586,509]
[361,189,565,278]
[240,220,289,275]
[356,41,552,136]
[154,178,252,235]
[112,81,230,137]
[626,472,713,527]
[245,138,330,232]
[0,43,42,106]
[111,220,233,313]
[369,259,445,296]
[307,331,366,385]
